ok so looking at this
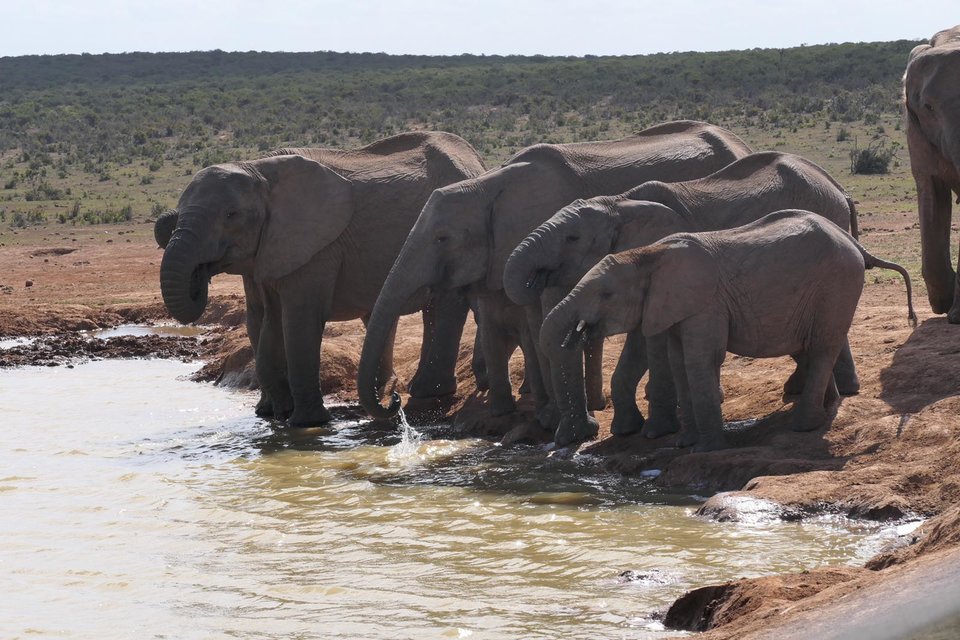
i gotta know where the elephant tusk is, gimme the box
[561,320,588,349]
[576,320,586,333]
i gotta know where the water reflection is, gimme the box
[0,359,900,640]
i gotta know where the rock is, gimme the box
[25,280,33,287]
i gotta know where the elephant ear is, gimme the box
[641,238,718,337]
[252,154,353,282]
[482,162,535,291]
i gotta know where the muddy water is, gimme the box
[1,358,898,640]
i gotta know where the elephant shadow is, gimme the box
[879,317,960,414]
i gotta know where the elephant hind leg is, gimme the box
[833,339,860,395]
[790,343,842,433]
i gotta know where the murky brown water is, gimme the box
[0,355,902,639]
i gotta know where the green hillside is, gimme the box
[0,41,921,229]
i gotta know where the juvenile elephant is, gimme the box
[358,121,752,423]
[504,151,860,441]
[541,210,916,449]
[903,25,960,322]
[158,132,486,427]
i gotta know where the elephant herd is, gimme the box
[156,25,958,452]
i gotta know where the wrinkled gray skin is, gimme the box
[903,25,960,322]
[358,121,752,422]
[505,151,860,442]
[541,210,916,450]
[157,132,486,427]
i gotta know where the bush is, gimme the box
[836,127,850,142]
[849,139,896,174]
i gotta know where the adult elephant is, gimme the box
[358,121,752,422]
[903,25,960,322]
[158,132,486,427]
[504,151,859,443]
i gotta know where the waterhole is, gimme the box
[0,358,901,639]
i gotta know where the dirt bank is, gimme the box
[2,224,960,638]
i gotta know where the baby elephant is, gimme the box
[541,210,916,450]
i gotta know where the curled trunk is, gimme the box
[160,235,210,324]
[503,230,556,306]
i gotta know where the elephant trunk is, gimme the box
[160,231,210,324]
[503,227,557,306]
[153,209,179,249]
[358,246,437,419]
[540,296,591,426]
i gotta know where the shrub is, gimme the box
[850,139,896,175]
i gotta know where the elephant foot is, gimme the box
[691,433,728,453]
[610,405,644,437]
[790,405,831,432]
[535,402,559,429]
[255,393,274,418]
[836,376,860,396]
[488,393,518,417]
[518,377,531,395]
[554,415,599,448]
[408,372,457,399]
[289,402,333,429]
[949,302,960,325]
[676,426,698,449]
[587,392,607,412]
[643,406,681,439]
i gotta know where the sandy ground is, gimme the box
[2,223,960,637]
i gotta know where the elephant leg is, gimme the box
[917,177,956,315]
[408,288,469,398]
[643,332,680,439]
[361,314,398,396]
[674,319,728,452]
[283,290,332,429]
[791,342,842,433]
[610,329,647,437]
[255,288,293,420]
[584,337,606,412]
[667,333,697,449]
[783,352,807,396]
[477,297,518,416]
[469,301,489,391]
[242,276,274,417]
[833,338,860,395]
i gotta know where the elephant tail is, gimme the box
[845,195,860,240]
[857,244,918,327]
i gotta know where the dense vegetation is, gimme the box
[0,40,921,228]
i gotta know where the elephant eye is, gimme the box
[924,103,934,113]
[600,290,613,300]
[226,210,238,219]
[565,235,580,243]
[435,235,449,244]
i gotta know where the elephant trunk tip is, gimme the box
[365,390,402,420]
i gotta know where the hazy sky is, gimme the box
[2,0,955,58]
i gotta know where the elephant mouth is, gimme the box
[526,268,553,292]
[561,320,592,349]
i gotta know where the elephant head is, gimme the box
[358,161,561,418]
[903,27,960,317]
[159,154,353,324]
[503,195,687,305]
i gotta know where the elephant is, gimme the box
[157,131,486,427]
[357,120,753,424]
[504,151,861,442]
[903,25,960,322]
[541,210,916,449]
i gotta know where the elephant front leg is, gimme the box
[917,177,956,316]
[254,289,293,419]
[477,299,518,416]
[610,329,647,437]
[408,289,469,398]
[283,298,332,429]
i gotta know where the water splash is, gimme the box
[387,407,423,464]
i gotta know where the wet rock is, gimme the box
[500,422,552,446]
[697,492,803,523]
[617,568,673,586]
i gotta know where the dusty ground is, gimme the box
[2,221,960,638]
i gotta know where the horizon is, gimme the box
[1,0,955,59]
